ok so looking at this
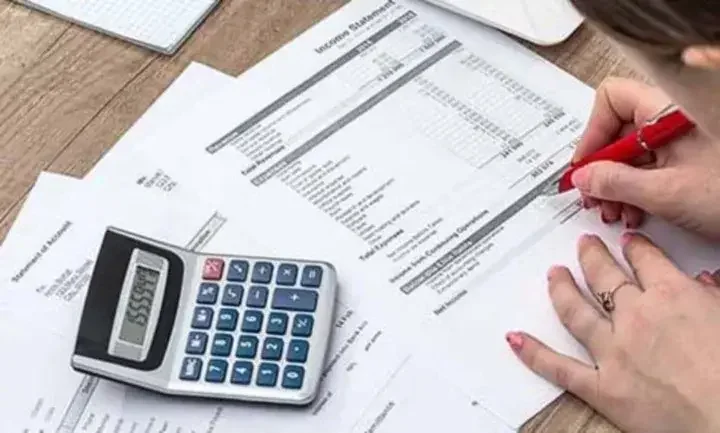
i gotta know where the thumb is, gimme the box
[571,161,675,214]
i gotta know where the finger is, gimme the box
[570,162,680,217]
[621,205,645,229]
[631,151,656,167]
[548,266,612,356]
[697,271,718,286]
[506,331,600,407]
[581,195,600,209]
[622,232,687,289]
[682,46,720,70]
[600,201,622,224]
[578,234,642,313]
[573,78,667,163]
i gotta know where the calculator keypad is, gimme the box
[180,258,327,392]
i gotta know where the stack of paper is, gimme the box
[2,0,719,432]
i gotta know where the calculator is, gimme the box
[71,226,338,406]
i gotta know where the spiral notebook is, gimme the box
[13,0,220,55]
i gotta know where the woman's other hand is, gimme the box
[507,233,720,433]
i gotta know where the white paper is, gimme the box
[88,61,234,178]
[109,0,720,429]
[0,172,80,264]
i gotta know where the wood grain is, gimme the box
[0,0,642,430]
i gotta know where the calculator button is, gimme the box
[206,359,228,383]
[272,289,318,312]
[227,260,250,282]
[191,307,213,329]
[185,332,208,355]
[216,309,239,331]
[292,314,314,337]
[261,337,284,360]
[241,310,264,333]
[246,286,268,308]
[300,265,323,288]
[276,264,298,286]
[197,283,219,304]
[236,336,259,358]
[231,361,254,385]
[266,312,289,335]
[221,284,243,306]
[203,258,225,280]
[180,357,202,381]
[257,363,279,387]
[282,365,305,389]
[251,262,274,284]
[287,340,309,363]
[211,334,233,357]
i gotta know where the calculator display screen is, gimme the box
[118,265,160,346]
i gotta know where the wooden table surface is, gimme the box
[0,1,646,431]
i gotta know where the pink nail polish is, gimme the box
[580,233,597,243]
[506,332,524,351]
[621,232,634,246]
[698,272,715,285]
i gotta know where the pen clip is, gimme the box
[645,102,678,125]
[637,103,679,151]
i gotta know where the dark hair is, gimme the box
[569,0,720,51]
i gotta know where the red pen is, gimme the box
[544,104,696,195]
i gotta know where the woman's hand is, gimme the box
[570,77,720,240]
[507,233,720,433]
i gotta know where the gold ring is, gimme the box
[595,281,635,313]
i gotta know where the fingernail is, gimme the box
[580,233,597,242]
[506,332,524,351]
[547,265,562,280]
[621,232,634,246]
[698,271,715,285]
[571,168,590,191]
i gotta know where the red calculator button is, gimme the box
[203,258,225,280]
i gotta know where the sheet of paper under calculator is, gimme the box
[13,0,219,54]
